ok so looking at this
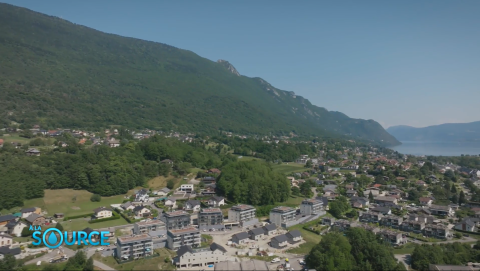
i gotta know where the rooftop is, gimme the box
[231,204,255,211]
[164,210,189,217]
[271,206,295,213]
[200,208,222,214]
[135,220,165,226]
[168,226,199,235]
[117,234,152,243]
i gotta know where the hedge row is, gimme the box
[453,229,480,236]
[88,212,120,224]
[303,226,321,235]
[64,213,94,220]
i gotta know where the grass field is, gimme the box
[393,243,416,254]
[0,133,56,145]
[282,195,305,206]
[271,163,306,175]
[62,216,130,231]
[286,217,324,254]
[237,156,265,162]
[93,248,176,270]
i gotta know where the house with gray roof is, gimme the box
[262,223,277,236]
[270,234,288,249]
[231,232,249,245]
[248,228,265,241]
[286,230,302,243]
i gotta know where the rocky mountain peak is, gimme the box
[217,59,240,76]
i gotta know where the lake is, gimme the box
[390,141,480,156]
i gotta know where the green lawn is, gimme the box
[237,156,265,162]
[271,163,306,174]
[286,217,325,254]
[393,243,417,254]
[62,216,130,231]
[283,195,305,206]
[93,248,176,270]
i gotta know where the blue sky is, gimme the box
[3,0,480,128]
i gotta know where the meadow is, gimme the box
[271,162,306,174]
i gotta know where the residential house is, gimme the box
[134,206,151,217]
[20,207,40,219]
[286,230,302,243]
[160,159,174,166]
[262,224,277,236]
[248,228,265,241]
[269,206,296,228]
[379,230,405,245]
[419,197,434,206]
[380,215,403,228]
[455,218,477,232]
[202,177,216,185]
[429,205,455,217]
[364,188,381,197]
[0,246,21,257]
[6,220,27,237]
[108,138,120,148]
[401,220,425,233]
[359,211,384,223]
[54,213,64,219]
[231,232,249,245]
[270,234,289,249]
[156,188,171,197]
[374,196,398,206]
[350,197,369,209]
[93,207,113,219]
[423,224,449,238]
[208,196,225,207]
[207,168,221,175]
[333,219,356,231]
[185,200,201,212]
[164,198,177,209]
[179,184,194,193]
[371,206,391,215]
[0,215,16,227]
[167,227,201,250]
[0,233,13,247]
[321,217,335,226]
[416,180,427,187]
[174,243,228,269]
[25,148,41,156]
[120,202,135,211]
[346,190,358,198]
[135,189,150,202]
[25,213,45,226]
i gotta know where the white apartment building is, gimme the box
[167,226,201,250]
[115,234,153,260]
[300,199,323,215]
[228,205,257,227]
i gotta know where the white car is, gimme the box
[271,258,280,263]
[96,247,104,252]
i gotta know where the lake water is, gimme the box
[390,141,480,156]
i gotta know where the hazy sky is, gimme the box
[3,0,480,128]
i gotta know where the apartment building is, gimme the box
[269,206,296,228]
[424,224,450,238]
[133,220,166,235]
[228,205,257,227]
[174,243,229,269]
[379,230,405,245]
[116,234,153,260]
[300,199,323,215]
[359,211,384,223]
[429,205,455,217]
[198,208,224,230]
[163,211,191,230]
[167,226,201,250]
[401,220,425,233]
[380,215,403,228]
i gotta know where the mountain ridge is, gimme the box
[387,121,480,142]
[0,3,400,146]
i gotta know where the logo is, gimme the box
[31,226,111,249]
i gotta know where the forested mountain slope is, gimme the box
[387,121,480,142]
[0,3,400,146]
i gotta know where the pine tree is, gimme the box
[83,257,94,271]
[368,191,374,201]
[55,222,64,232]
[459,191,466,205]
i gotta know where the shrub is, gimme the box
[90,194,101,202]
[21,226,34,237]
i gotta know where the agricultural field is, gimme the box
[62,216,129,232]
[271,162,306,175]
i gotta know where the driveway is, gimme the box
[394,254,411,269]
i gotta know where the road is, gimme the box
[93,260,116,271]
[394,254,411,269]
[409,236,476,245]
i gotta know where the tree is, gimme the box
[90,194,101,202]
[55,222,64,232]
[21,226,34,237]
[167,179,175,189]
[83,257,94,271]
[368,191,374,201]
[451,194,458,204]
[305,160,313,168]
[451,185,457,194]
[0,254,23,271]
[459,191,467,205]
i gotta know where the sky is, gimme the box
[2,0,480,128]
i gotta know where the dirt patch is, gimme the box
[71,206,81,210]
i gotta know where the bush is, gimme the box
[90,194,101,202]
[21,227,34,237]
[167,179,175,189]
[454,232,463,239]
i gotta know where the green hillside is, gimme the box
[0,3,400,146]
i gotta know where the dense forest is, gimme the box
[305,227,406,271]
[0,135,235,210]
[0,3,399,146]
[411,243,480,271]
[216,161,291,205]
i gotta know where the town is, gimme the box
[1,126,480,270]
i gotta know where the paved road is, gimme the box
[94,260,116,271]
[394,254,411,269]
[25,247,75,265]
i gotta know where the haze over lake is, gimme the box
[390,141,480,156]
